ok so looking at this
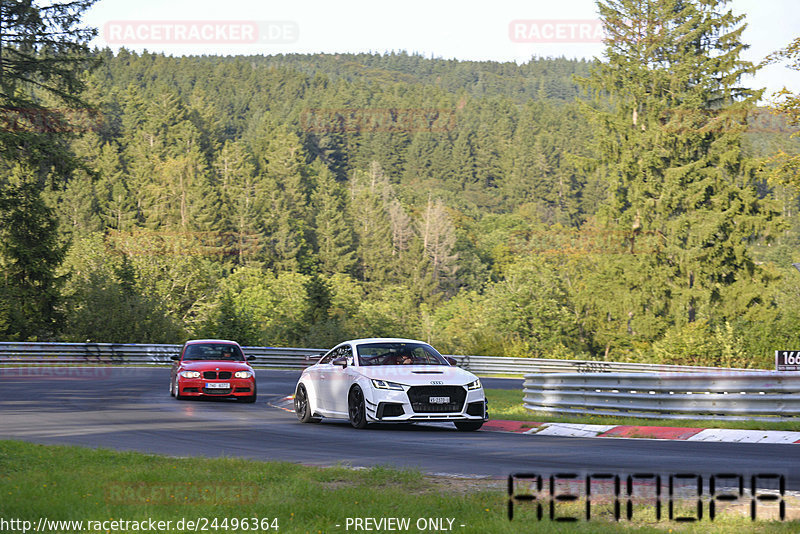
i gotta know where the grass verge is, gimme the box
[484,388,800,432]
[2,440,796,533]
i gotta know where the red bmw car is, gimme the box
[170,340,257,402]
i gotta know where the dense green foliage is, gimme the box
[40,51,610,351]
[3,1,800,369]
[0,0,97,339]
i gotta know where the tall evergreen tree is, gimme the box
[215,140,265,263]
[348,164,394,283]
[579,0,777,356]
[0,164,65,339]
[0,0,96,340]
[0,0,97,168]
[257,126,313,271]
[95,142,134,230]
[418,196,459,292]
[49,170,101,237]
[310,164,356,275]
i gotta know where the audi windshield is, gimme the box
[356,342,447,366]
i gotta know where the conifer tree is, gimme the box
[215,140,264,263]
[0,0,97,339]
[95,142,134,231]
[0,164,65,339]
[0,0,97,168]
[257,126,313,271]
[418,196,459,291]
[580,0,777,355]
[348,164,394,283]
[310,164,356,275]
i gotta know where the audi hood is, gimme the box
[354,365,479,386]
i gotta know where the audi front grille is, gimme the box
[407,386,466,413]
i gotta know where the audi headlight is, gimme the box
[371,379,404,390]
[234,371,253,379]
[467,379,482,390]
[180,371,201,378]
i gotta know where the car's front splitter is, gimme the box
[364,392,487,423]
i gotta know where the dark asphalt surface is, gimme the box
[1,367,798,488]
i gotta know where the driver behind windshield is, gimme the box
[357,342,446,366]
[184,344,243,361]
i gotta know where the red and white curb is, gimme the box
[483,420,800,444]
[271,396,800,444]
[270,395,295,412]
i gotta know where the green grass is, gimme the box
[485,388,800,432]
[1,440,795,533]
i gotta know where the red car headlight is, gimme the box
[180,371,201,379]
[234,371,253,379]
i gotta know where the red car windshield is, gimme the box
[182,343,244,361]
[357,342,447,366]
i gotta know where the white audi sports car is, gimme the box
[294,338,487,430]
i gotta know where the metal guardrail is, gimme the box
[0,342,327,369]
[0,342,764,376]
[523,372,800,422]
[450,354,757,375]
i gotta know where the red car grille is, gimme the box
[202,371,234,379]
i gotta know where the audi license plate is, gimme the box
[429,396,450,404]
[206,382,230,389]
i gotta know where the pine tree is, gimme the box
[579,0,777,355]
[310,164,356,275]
[418,196,459,291]
[0,0,96,340]
[348,165,394,283]
[447,130,477,189]
[256,126,313,271]
[0,164,66,339]
[215,140,264,263]
[95,142,134,231]
[387,198,414,259]
[0,0,98,169]
[51,170,101,237]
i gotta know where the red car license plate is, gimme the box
[206,382,230,389]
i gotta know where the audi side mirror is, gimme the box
[332,357,348,368]
[445,356,458,366]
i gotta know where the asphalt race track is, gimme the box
[2,367,798,488]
